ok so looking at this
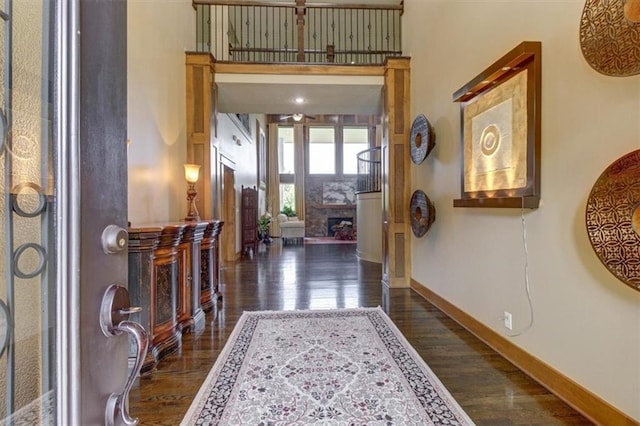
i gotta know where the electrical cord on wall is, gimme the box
[505,198,535,337]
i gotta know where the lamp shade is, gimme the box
[184,163,200,183]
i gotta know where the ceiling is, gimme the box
[215,72,385,115]
[210,0,400,115]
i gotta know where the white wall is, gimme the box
[127,0,194,224]
[357,192,382,263]
[404,0,640,420]
[216,114,266,252]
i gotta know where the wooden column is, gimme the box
[382,57,411,288]
[186,52,214,219]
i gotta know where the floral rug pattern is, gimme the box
[182,308,474,425]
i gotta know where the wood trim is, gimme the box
[193,0,403,10]
[382,57,411,288]
[214,62,384,76]
[410,279,638,426]
[185,51,215,67]
[452,41,542,209]
[384,56,411,70]
[186,52,214,218]
[221,164,236,263]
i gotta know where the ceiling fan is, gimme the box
[280,113,316,122]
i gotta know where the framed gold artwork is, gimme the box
[453,41,541,208]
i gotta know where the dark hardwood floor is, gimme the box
[129,241,592,425]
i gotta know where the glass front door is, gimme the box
[1,1,131,424]
[1,0,56,422]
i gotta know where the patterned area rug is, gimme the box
[181,307,474,425]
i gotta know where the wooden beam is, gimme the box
[214,62,384,76]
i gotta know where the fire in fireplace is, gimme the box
[327,217,353,236]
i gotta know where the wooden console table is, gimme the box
[127,219,224,374]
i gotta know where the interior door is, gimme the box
[1,1,133,425]
[222,163,236,262]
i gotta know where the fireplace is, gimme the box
[328,217,353,236]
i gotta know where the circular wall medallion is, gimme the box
[410,114,436,165]
[410,190,435,238]
[586,149,640,291]
[579,0,640,76]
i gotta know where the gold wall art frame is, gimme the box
[453,41,541,208]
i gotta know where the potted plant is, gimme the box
[258,212,272,243]
[280,205,296,217]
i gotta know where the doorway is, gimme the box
[222,163,236,263]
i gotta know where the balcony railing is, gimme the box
[194,1,402,65]
[356,146,381,194]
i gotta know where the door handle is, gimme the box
[100,285,148,426]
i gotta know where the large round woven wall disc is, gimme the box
[579,0,640,76]
[586,149,640,292]
[410,114,436,165]
[410,190,436,238]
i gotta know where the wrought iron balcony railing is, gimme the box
[194,1,402,65]
[356,146,381,194]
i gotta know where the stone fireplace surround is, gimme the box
[305,176,357,237]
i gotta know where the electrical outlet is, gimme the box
[504,311,513,330]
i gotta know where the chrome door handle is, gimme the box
[100,285,148,426]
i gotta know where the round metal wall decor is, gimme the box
[410,190,436,238]
[579,0,640,76]
[586,149,640,292]
[410,114,436,165]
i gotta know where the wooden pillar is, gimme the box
[382,57,411,288]
[186,52,214,219]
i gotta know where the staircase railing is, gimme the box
[356,146,381,194]
[194,1,402,64]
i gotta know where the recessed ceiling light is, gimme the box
[294,97,305,104]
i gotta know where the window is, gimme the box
[278,127,294,174]
[278,127,295,214]
[342,127,369,175]
[279,183,295,213]
[308,127,335,174]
